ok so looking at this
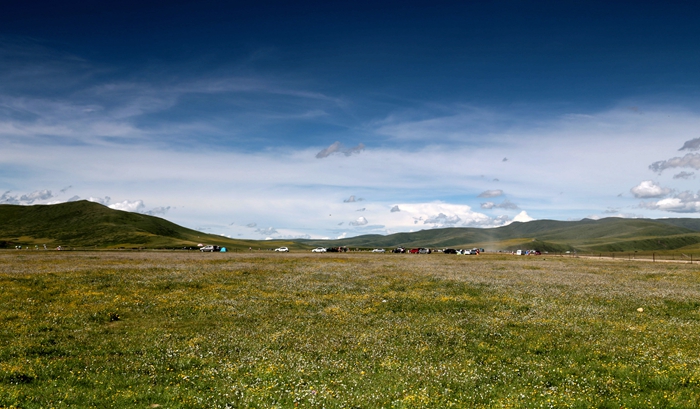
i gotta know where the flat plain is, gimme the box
[1,251,700,408]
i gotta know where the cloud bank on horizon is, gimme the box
[2,1,700,239]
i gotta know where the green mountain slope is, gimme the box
[298,217,700,252]
[3,202,700,252]
[0,201,256,249]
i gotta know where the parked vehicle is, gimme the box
[409,248,421,254]
[371,248,385,253]
[274,247,289,252]
[443,248,458,254]
[418,248,431,254]
[326,246,349,252]
[392,247,406,253]
[200,245,220,252]
[311,247,327,253]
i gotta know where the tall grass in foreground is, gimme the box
[1,252,700,408]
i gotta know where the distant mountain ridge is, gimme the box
[2,201,700,252]
[298,217,700,252]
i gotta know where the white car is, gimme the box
[274,247,289,252]
[371,248,385,253]
[311,247,327,253]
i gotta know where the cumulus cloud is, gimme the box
[255,227,278,235]
[424,213,461,227]
[463,214,512,228]
[246,222,257,228]
[349,216,368,226]
[343,195,364,203]
[679,137,700,151]
[19,190,53,203]
[478,189,504,198]
[0,191,19,204]
[88,196,111,205]
[674,171,695,180]
[641,191,700,213]
[512,211,535,222]
[630,181,672,198]
[315,141,365,158]
[390,205,401,212]
[67,195,81,202]
[109,200,145,212]
[649,153,700,173]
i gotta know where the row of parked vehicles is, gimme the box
[306,246,485,254]
[308,246,349,253]
[373,247,484,254]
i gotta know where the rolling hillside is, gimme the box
[0,201,260,249]
[2,201,700,252]
[298,217,700,253]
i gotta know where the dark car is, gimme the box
[326,246,349,252]
[392,247,406,253]
[443,248,458,254]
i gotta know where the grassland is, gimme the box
[1,251,700,408]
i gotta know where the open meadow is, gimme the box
[1,251,700,408]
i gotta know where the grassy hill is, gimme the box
[3,201,700,252]
[0,201,262,250]
[299,217,700,253]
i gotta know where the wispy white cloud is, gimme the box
[316,141,365,159]
[343,195,363,203]
[481,199,519,210]
[255,227,278,235]
[145,206,171,216]
[649,153,700,174]
[679,137,700,151]
[478,189,503,198]
[673,171,695,180]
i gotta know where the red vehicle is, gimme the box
[409,248,421,254]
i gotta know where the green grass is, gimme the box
[2,252,700,408]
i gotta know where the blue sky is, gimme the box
[2,1,700,239]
